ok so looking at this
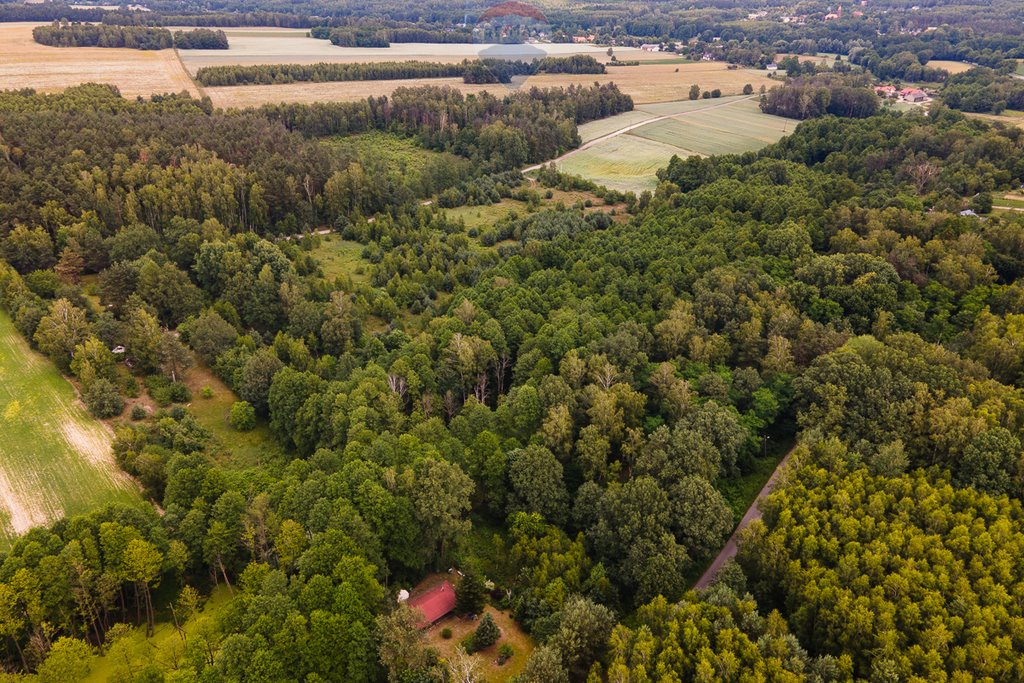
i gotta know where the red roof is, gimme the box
[408,581,456,628]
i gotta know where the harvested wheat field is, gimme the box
[926,59,974,74]
[0,311,139,546]
[0,23,199,97]
[205,77,501,108]
[179,27,638,70]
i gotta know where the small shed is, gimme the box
[407,581,457,628]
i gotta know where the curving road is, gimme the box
[522,95,758,174]
[693,445,797,590]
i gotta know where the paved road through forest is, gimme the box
[693,445,797,590]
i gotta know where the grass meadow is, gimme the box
[0,311,139,546]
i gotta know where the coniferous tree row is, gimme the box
[195,55,605,87]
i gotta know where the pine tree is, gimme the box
[455,567,486,616]
[472,613,500,651]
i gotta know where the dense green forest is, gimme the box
[759,74,879,120]
[4,0,1024,677]
[1,71,1024,681]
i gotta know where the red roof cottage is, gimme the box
[407,581,457,628]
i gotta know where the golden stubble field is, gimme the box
[0,23,199,97]
[204,61,775,108]
[0,22,774,109]
[205,77,500,108]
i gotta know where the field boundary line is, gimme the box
[523,95,758,173]
[174,47,206,99]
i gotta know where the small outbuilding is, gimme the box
[407,581,457,628]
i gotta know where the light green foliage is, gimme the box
[228,400,256,431]
[741,452,1024,680]
[36,637,92,683]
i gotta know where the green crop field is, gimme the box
[557,135,687,193]
[634,94,751,116]
[557,98,792,193]
[631,103,794,156]
[577,110,659,143]
[0,311,139,546]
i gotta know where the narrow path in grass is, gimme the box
[694,443,798,590]
[522,95,757,173]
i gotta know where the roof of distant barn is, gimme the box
[478,2,547,23]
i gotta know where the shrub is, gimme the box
[168,382,191,403]
[201,386,214,399]
[441,628,452,640]
[497,643,514,664]
[84,379,124,418]
[472,613,500,651]
[131,405,147,420]
[229,401,256,431]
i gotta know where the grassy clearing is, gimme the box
[967,110,1024,128]
[330,131,449,175]
[0,23,199,97]
[926,59,974,74]
[443,201,529,232]
[996,194,1024,209]
[184,364,287,469]
[774,52,837,66]
[442,186,626,231]
[82,586,233,683]
[0,311,139,545]
[557,135,685,193]
[424,603,534,683]
[310,234,372,283]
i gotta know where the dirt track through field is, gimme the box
[522,95,757,173]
